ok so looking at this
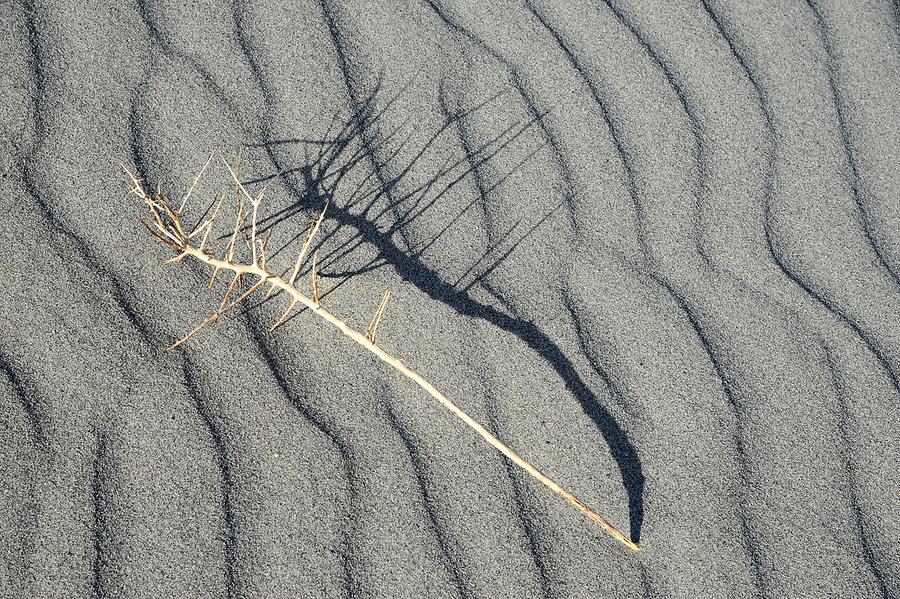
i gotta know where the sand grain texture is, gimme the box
[1,1,898,597]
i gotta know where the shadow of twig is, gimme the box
[235,77,645,544]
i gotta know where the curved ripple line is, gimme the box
[245,318,359,597]
[20,0,156,350]
[821,345,891,598]
[0,347,46,446]
[647,274,767,598]
[91,429,111,599]
[699,0,899,393]
[423,0,580,234]
[383,401,470,599]
[563,295,641,419]
[181,356,238,598]
[436,81,498,245]
[594,0,713,267]
[521,0,648,259]
[134,0,247,129]
[803,0,900,288]
[482,403,558,599]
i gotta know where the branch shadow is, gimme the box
[240,80,645,544]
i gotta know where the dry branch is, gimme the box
[366,290,390,343]
[122,156,640,553]
[310,251,320,306]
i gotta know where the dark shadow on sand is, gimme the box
[240,83,645,544]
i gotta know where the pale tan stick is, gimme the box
[259,229,272,270]
[123,163,640,553]
[179,152,214,213]
[366,290,390,343]
[270,299,298,332]
[167,272,237,351]
[196,192,226,252]
[288,201,330,287]
[310,251,320,306]
[167,272,268,351]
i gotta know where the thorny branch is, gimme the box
[122,155,640,553]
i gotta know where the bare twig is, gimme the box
[311,251,320,306]
[179,151,214,213]
[366,290,390,343]
[123,157,639,553]
[288,201,329,287]
[270,299,298,332]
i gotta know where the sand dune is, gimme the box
[1,0,898,597]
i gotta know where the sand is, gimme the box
[1,0,898,597]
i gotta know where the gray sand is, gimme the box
[1,0,898,597]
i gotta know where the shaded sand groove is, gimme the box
[1,0,898,597]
